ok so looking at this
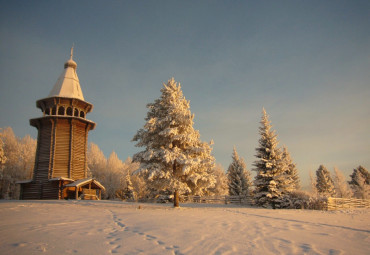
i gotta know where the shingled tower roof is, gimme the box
[48,46,84,100]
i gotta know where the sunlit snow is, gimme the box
[1,201,369,255]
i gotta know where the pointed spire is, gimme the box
[48,47,84,100]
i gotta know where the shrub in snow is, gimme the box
[227,147,252,197]
[253,109,291,208]
[278,190,311,209]
[277,191,330,210]
[315,165,335,197]
[307,196,329,210]
[132,78,216,206]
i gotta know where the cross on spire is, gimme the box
[70,44,74,60]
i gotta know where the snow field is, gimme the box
[0,200,369,255]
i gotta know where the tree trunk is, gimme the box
[173,159,180,207]
[174,190,179,207]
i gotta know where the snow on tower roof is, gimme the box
[48,47,85,100]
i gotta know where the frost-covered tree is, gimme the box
[281,146,300,191]
[87,143,141,200]
[0,135,6,187]
[132,78,215,207]
[130,172,149,201]
[333,167,352,198]
[0,137,6,167]
[87,142,107,179]
[309,170,318,196]
[0,127,36,199]
[253,109,288,207]
[205,164,228,196]
[349,166,370,199]
[227,147,251,197]
[315,165,335,196]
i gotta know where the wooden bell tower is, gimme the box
[19,48,104,199]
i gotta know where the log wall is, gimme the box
[33,120,53,182]
[72,121,87,180]
[53,119,71,177]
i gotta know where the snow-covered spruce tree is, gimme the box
[227,147,251,197]
[281,146,301,191]
[315,165,335,196]
[349,166,370,199]
[253,109,289,208]
[132,78,215,207]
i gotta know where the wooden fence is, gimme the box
[187,195,254,205]
[327,197,370,210]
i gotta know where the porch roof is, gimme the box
[65,178,105,191]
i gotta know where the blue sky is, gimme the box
[1,0,369,186]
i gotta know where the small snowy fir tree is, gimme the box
[349,166,370,199]
[123,173,134,200]
[253,108,288,208]
[281,146,300,191]
[315,165,335,196]
[227,147,251,197]
[132,78,215,207]
[333,167,352,198]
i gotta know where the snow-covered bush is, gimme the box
[278,190,311,209]
[275,191,330,210]
[307,196,329,210]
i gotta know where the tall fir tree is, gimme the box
[253,108,288,207]
[281,146,300,191]
[227,147,251,197]
[132,78,215,207]
[349,166,370,199]
[315,165,335,196]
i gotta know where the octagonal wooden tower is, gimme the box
[19,49,105,199]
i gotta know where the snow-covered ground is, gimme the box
[0,200,369,255]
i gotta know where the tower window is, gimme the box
[45,108,50,115]
[74,108,79,117]
[58,106,65,116]
[52,106,57,115]
[66,107,73,116]
[80,111,85,118]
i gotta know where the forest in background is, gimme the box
[0,79,368,206]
